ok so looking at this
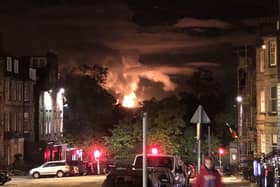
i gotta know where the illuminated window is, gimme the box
[259,50,265,72]
[269,40,277,66]
[260,89,265,113]
[14,59,19,74]
[29,68,36,81]
[270,87,277,113]
[272,134,278,145]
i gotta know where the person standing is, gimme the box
[193,156,224,187]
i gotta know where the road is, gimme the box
[6,175,106,187]
[4,175,256,187]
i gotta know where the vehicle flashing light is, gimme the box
[151,147,158,155]
[94,150,101,160]
[218,148,224,155]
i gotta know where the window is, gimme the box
[272,134,278,145]
[11,81,17,101]
[31,57,46,67]
[260,89,265,113]
[5,80,11,101]
[12,112,16,131]
[31,58,39,67]
[269,40,277,66]
[17,83,23,101]
[4,112,10,132]
[260,50,265,72]
[29,68,36,81]
[17,112,23,133]
[24,83,30,102]
[6,57,12,72]
[14,59,19,74]
[270,87,277,113]
[24,112,29,121]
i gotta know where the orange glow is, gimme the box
[122,92,137,108]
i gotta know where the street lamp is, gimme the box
[236,96,243,103]
[236,96,243,168]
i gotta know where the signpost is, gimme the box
[143,112,147,187]
[190,105,211,171]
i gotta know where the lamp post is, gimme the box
[236,96,243,168]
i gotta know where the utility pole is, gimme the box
[142,112,147,187]
[208,125,211,156]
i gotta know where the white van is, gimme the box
[29,160,70,179]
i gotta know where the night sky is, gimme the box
[0,0,277,105]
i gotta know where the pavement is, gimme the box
[190,175,257,186]
[7,174,258,187]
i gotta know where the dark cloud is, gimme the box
[175,18,232,29]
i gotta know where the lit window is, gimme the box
[269,40,277,66]
[259,50,265,72]
[29,68,36,81]
[14,59,19,74]
[272,134,278,145]
[260,89,265,113]
[270,87,277,113]
[44,91,52,110]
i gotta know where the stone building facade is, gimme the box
[0,56,35,167]
[255,36,279,155]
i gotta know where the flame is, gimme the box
[122,92,137,108]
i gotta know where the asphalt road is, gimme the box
[4,175,255,187]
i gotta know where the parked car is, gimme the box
[67,160,88,176]
[132,154,189,186]
[0,170,11,185]
[102,167,175,187]
[29,160,70,179]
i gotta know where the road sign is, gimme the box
[190,105,211,124]
[190,105,211,172]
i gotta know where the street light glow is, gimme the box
[59,88,65,94]
[236,96,242,102]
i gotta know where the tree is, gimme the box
[178,126,221,163]
[104,95,187,159]
[60,64,116,146]
[104,118,141,159]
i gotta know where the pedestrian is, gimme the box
[193,156,224,187]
